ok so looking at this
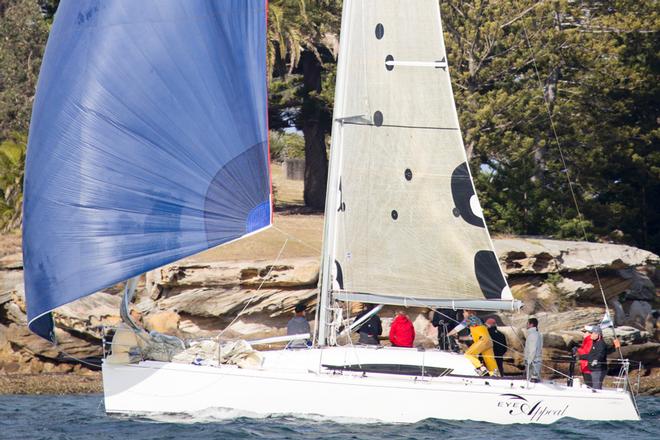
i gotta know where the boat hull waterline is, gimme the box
[102,348,639,424]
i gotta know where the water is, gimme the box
[0,394,657,440]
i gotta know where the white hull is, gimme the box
[103,347,639,424]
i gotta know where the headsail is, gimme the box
[23,0,270,340]
[322,0,516,310]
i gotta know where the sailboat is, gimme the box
[22,0,639,424]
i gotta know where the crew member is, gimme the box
[575,325,594,387]
[578,326,620,390]
[286,302,310,348]
[485,318,507,375]
[524,318,543,382]
[389,311,415,347]
[448,310,499,376]
[355,303,382,345]
[431,308,463,351]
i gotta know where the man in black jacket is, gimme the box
[432,308,463,351]
[485,318,508,374]
[578,326,621,390]
[355,304,382,345]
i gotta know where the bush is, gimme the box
[269,130,304,162]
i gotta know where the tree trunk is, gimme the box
[300,52,328,210]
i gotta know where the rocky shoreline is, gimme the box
[0,372,102,394]
[1,234,658,395]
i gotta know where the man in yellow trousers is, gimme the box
[447,310,500,376]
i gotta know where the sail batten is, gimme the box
[23,0,270,341]
[325,0,513,308]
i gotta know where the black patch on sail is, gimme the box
[334,260,344,290]
[375,23,384,39]
[373,111,383,126]
[404,168,412,181]
[474,250,506,299]
[385,54,394,71]
[450,162,484,228]
[391,209,398,220]
[337,179,345,212]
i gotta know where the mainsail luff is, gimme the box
[324,0,514,307]
[317,0,356,346]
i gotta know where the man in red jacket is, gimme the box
[576,326,594,387]
[389,311,415,347]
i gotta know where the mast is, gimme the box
[317,0,354,346]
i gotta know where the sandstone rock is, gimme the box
[0,252,22,270]
[0,270,24,295]
[54,291,122,340]
[602,326,649,345]
[1,235,658,380]
[614,342,660,365]
[3,302,26,324]
[505,307,606,332]
[179,319,201,334]
[5,324,101,361]
[497,326,525,354]
[494,238,659,274]
[159,286,316,319]
[618,268,656,301]
[0,290,13,305]
[144,311,181,334]
[558,330,584,349]
[225,319,280,339]
[543,332,568,350]
[626,300,653,327]
[160,258,319,292]
[556,278,593,298]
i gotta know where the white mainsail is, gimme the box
[321,0,515,312]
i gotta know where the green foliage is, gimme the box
[269,130,305,161]
[0,0,49,138]
[443,0,659,252]
[0,0,656,251]
[0,132,27,231]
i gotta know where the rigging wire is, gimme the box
[521,23,622,353]
[520,23,638,404]
[272,225,322,253]
[216,238,290,340]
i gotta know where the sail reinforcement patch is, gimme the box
[450,162,485,228]
[474,250,507,299]
[385,54,394,71]
[375,23,384,39]
[373,111,383,126]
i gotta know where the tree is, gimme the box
[0,0,51,231]
[0,0,49,138]
[0,132,26,231]
[268,0,340,210]
[442,0,659,253]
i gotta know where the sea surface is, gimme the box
[0,394,657,440]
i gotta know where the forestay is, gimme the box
[23,0,270,341]
[325,0,514,308]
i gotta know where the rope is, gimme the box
[56,349,102,369]
[272,225,321,253]
[216,238,289,340]
[495,24,637,400]
[521,25,612,318]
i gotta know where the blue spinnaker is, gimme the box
[23,0,271,341]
